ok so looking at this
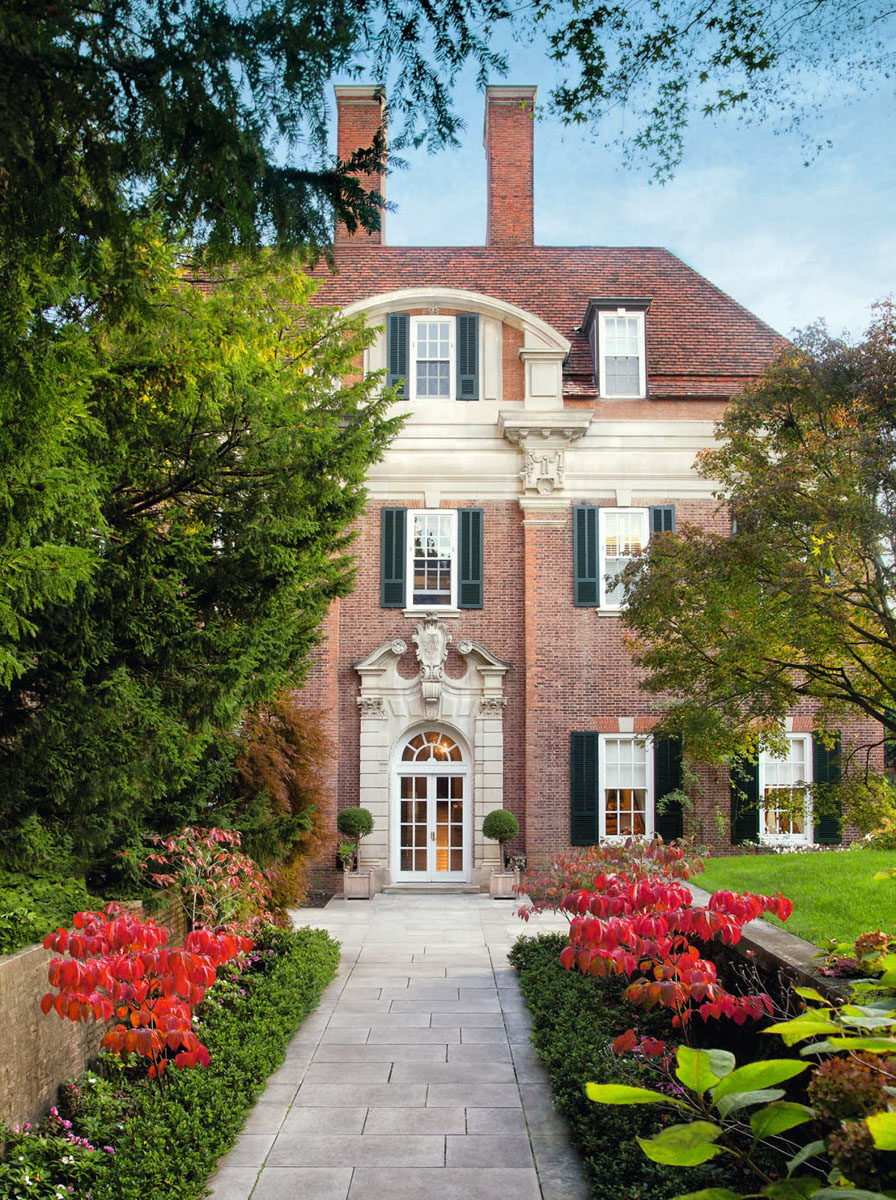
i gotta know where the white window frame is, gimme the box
[598,309,646,399]
[409,315,456,402]
[405,509,458,610]
[599,507,650,609]
[758,734,813,845]
[598,734,654,841]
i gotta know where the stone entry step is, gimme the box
[382,884,482,895]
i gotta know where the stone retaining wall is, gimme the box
[0,941,105,1127]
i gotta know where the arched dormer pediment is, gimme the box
[344,287,569,410]
[342,286,570,358]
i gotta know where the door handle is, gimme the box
[430,831,435,841]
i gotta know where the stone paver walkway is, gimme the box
[209,892,589,1200]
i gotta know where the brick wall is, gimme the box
[298,490,879,879]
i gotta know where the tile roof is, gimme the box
[311,245,785,396]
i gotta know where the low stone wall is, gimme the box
[689,883,842,997]
[0,941,106,1127]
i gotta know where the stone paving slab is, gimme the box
[347,1166,542,1200]
[208,894,589,1200]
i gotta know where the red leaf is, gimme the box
[612,1029,638,1054]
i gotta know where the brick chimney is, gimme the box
[483,85,536,246]
[334,84,387,245]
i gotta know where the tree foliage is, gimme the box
[621,301,896,767]
[0,225,402,864]
[0,0,511,257]
[3,0,891,258]
[532,0,896,178]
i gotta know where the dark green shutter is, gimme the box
[386,313,409,400]
[380,508,406,607]
[730,756,760,844]
[458,508,483,609]
[571,732,600,845]
[654,735,683,841]
[457,313,479,401]
[574,506,599,606]
[650,506,676,536]
[813,733,842,844]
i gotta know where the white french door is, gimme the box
[395,770,468,882]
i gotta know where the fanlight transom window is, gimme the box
[402,732,462,762]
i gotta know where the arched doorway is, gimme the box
[392,730,470,883]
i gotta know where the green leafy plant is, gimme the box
[591,978,896,1200]
[0,1110,108,1198]
[0,870,103,955]
[337,841,357,872]
[336,807,374,870]
[482,809,520,867]
[588,1043,819,1197]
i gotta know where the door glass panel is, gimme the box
[399,775,429,872]
[433,777,464,874]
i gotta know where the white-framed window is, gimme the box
[410,316,455,401]
[759,735,813,844]
[599,734,654,840]
[407,509,458,608]
[599,508,650,608]
[599,310,646,398]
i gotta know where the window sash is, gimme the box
[410,317,455,400]
[407,510,458,608]
[599,735,653,839]
[599,509,649,607]
[599,313,645,397]
[759,735,813,842]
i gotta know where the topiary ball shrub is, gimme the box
[336,807,374,841]
[482,810,519,865]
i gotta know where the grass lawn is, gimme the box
[696,848,896,948]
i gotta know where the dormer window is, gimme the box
[412,317,454,399]
[386,312,479,401]
[583,297,651,399]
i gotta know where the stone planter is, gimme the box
[489,869,519,900]
[343,870,375,900]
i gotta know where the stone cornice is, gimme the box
[498,411,593,444]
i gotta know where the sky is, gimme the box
[333,40,894,341]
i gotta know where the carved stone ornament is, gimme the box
[520,448,565,495]
[479,696,508,718]
[412,614,451,718]
[357,695,386,719]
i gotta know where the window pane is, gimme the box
[415,319,452,397]
[602,512,646,605]
[761,739,810,838]
[604,738,648,837]
[602,316,641,395]
[605,356,640,394]
[411,512,454,605]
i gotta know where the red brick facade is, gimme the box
[297,85,875,888]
